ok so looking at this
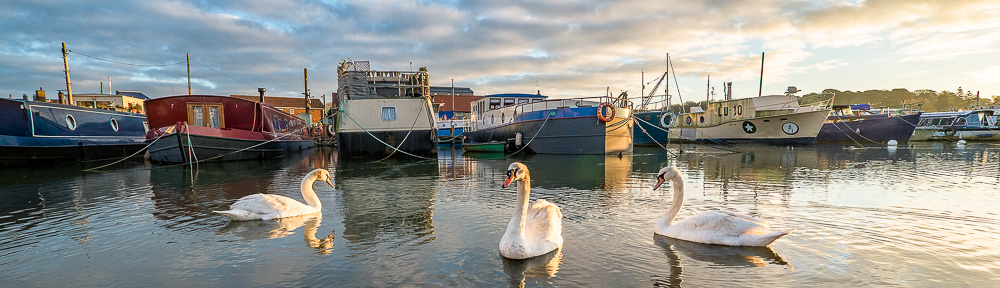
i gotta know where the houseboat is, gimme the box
[815,104,922,143]
[335,60,438,157]
[0,95,147,165]
[910,110,1000,141]
[667,90,829,145]
[144,94,314,163]
[463,93,633,155]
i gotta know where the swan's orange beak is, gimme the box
[324,178,333,187]
[652,176,665,190]
[502,170,515,188]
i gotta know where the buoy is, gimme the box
[957,140,967,146]
[887,140,898,147]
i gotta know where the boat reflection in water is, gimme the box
[501,248,562,288]
[218,213,334,255]
[335,155,438,250]
[493,153,634,193]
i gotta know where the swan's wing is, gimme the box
[675,211,770,236]
[525,199,562,239]
[229,194,304,214]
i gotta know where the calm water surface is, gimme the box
[2,143,999,287]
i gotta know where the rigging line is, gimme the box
[67,50,186,67]
[190,59,258,88]
[150,125,312,169]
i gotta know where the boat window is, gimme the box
[187,103,225,128]
[489,98,501,109]
[518,99,529,104]
[504,98,515,106]
[491,115,494,125]
[65,114,77,130]
[929,118,941,126]
[918,119,928,126]
[110,118,119,132]
[955,117,966,126]
[381,106,397,121]
[290,108,295,115]
[699,115,705,123]
[532,99,542,103]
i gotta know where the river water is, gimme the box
[1,143,998,287]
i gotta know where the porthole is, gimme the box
[65,114,77,130]
[110,118,120,132]
[699,116,705,123]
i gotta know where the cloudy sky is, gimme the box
[2,0,998,105]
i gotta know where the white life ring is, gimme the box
[659,113,672,128]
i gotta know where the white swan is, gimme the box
[214,169,333,221]
[499,162,563,259]
[652,167,791,246]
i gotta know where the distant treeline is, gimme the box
[668,87,999,113]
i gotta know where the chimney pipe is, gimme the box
[258,88,266,103]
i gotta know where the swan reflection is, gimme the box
[653,234,791,269]
[218,212,334,255]
[501,248,562,288]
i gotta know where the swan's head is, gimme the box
[653,166,681,190]
[502,162,529,188]
[312,169,334,187]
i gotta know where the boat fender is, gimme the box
[327,124,336,136]
[659,113,672,128]
[515,131,523,147]
[597,102,615,122]
[944,128,957,137]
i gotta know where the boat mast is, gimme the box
[758,52,764,98]
[62,42,73,105]
[187,53,191,95]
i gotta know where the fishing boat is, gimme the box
[815,104,922,143]
[334,60,438,157]
[633,54,678,146]
[144,94,314,163]
[667,88,829,145]
[463,93,633,155]
[910,110,1000,141]
[0,95,147,165]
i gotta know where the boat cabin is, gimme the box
[676,94,823,128]
[145,95,309,135]
[917,110,998,129]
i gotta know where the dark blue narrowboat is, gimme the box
[633,110,672,146]
[816,104,922,143]
[0,97,147,165]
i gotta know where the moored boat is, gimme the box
[910,110,1000,141]
[334,60,438,157]
[144,94,314,163]
[461,140,504,152]
[0,96,147,165]
[815,104,922,143]
[463,93,633,155]
[667,92,829,145]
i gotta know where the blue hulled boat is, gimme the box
[463,93,633,155]
[633,110,673,146]
[0,97,147,165]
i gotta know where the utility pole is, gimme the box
[187,53,191,95]
[61,42,73,105]
[304,68,311,122]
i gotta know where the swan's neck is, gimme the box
[661,176,685,226]
[300,172,322,209]
[507,175,531,238]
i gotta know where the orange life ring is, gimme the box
[597,102,615,122]
[312,126,323,136]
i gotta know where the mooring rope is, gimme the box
[375,104,429,161]
[82,131,169,172]
[339,108,434,160]
[152,125,312,169]
[507,110,557,157]
[631,114,677,157]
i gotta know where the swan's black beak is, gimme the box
[502,170,515,188]
[652,175,665,190]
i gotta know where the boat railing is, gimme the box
[514,95,633,115]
